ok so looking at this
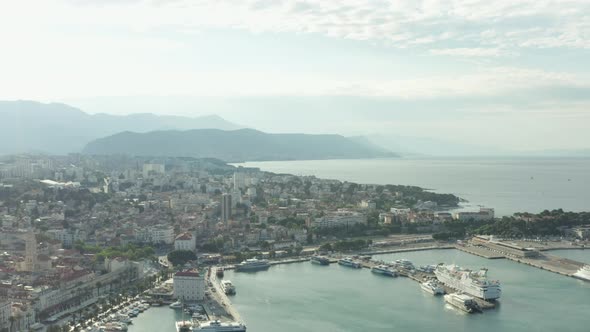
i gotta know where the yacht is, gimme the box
[371,265,397,277]
[338,257,362,268]
[221,280,236,295]
[194,320,247,331]
[435,264,501,300]
[176,320,194,332]
[573,265,590,281]
[235,258,271,272]
[310,255,331,265]
[170,301,183,309]
[444,293,481,313]
[421,280,445,295]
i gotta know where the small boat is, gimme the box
[176,320,194,332]
[216,267,224,278]
[169,301,183,309]
[421,280,445,295]
[194,320,247,331]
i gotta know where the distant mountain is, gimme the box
[0,100,241,154]
[83,129,397,162]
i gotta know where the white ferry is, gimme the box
[573,265,590,281]
[435,264,501,300]
[392,259,415,271]
[221,280,236,295]
[444,293,481,313]
[176,320,194,332]
[371,265,397,277]
[420,280,445,295]
[235,258,271,272]
[310,255,331,265]
[194,320,247,331]
[338,257,362,269]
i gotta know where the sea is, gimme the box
[130,249,590,332]
[234,157,590,216]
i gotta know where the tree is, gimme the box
[167,250,197,266]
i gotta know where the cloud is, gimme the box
[429,48,514,57]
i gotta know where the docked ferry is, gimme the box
[371,265,397,277]
[435,264,501,300]
[444,293,481,313]
[235,258,270,272]
[221,280,236,295]
[338,257,362,269]
[310,255,331,265]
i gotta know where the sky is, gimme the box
[1,0,590,152]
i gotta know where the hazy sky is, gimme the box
[1,0,590,151]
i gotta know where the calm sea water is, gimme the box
[130,250,590,332]
[235,157,590,216]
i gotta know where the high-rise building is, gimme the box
[22,229,37,272]
[233,172,246,189]
[221,193,232,223]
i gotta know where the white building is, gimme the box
[174,232,196,252]
[173,270,205,302]
[313,210,366,228]
[359,200,376,210]
[233,172,246,189]
[453,208,495,222]
[149,226,175,244]
[221,194,232,223]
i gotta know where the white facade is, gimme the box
[453,208,495,222]
[313,210,366,228]
[174,232,196,252]
[173,270,205,302]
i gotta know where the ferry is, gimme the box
[435,264,501,300]
[235,258,271,272]
[310,255,331,265]
[338,257,362,269]
[371,265,397,277]
[221,280,236,295]
[421,280,445,295]
[392,259,415,271]
[194,320,247,331]
[444,293,481,313]
[573,265,590,281]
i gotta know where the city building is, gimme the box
[471,236,539,258]
[313,210,366,228]
[453,208,495,222]
[0,300,10,331]
[142,163,165,178]
[174,232,196,252]
[173,270,205,302]
[221,193,232,223]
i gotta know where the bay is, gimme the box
[234,157,590,216]
[130,250,590,332]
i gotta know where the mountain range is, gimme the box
[83,129,396,162]
[0,100,395,161]
[0,100,241,155]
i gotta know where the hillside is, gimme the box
[0,100,241,154]
[82,129,397,162]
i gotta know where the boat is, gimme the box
[170,301,183,309]
[573,265,590,281]
[194,320,247,331]
[220,280,236,295]
[421,280,445,295]
[216,267,224,278]
[176,320,194,332]
[392,259,415,271]
[434,264,501,300]
[417,265,437,273]
[338,257,361,268]
[310,255,331,265]
[371,265,397,277]
[444,293,481,313]
[235,258,270,272]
